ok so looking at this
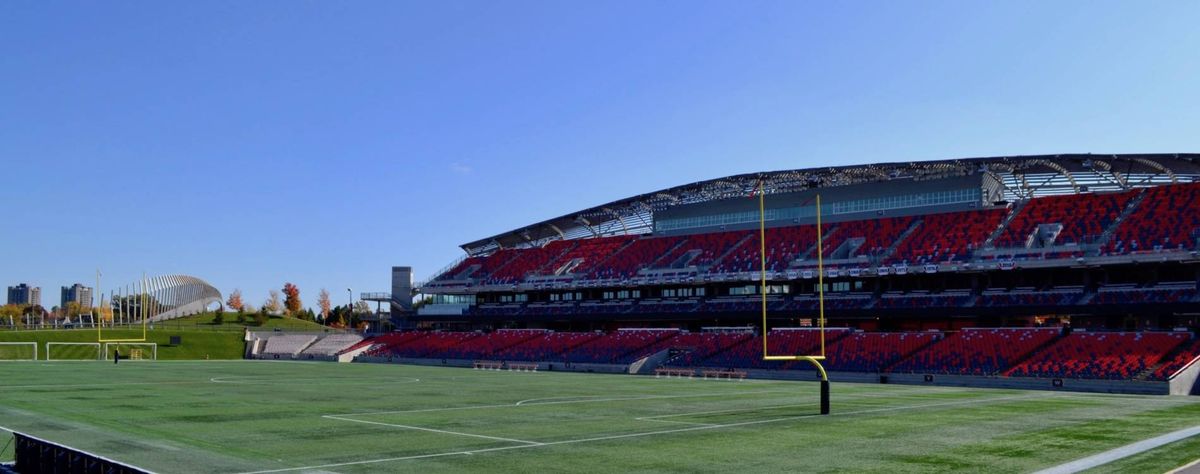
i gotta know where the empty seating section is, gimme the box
[374,332,483,358]
[875,293,974,309]
[661,333,754,367]
[300,334,365,356]
[891,209,1006,263]
[535,236,634,277]
[892,328,1060,375]
[567,235,637,275]
[487,240,576,283]
[697,329,845,369]
[686,231,753,267]
[440,330,547,360]
[472,249,520,281]
[714,225,818,273]
[589,236,686,278]
[435,256,486,281]
[821,216,914,258]
[822,332,939,372]
[566,330,679,363]
[1108,183,1200,253]
[493,332,603,361]
[978,290,1082,307]
[1151,338,1200,380]
[355,329,1200,382]
[362,331,430,357]
[261,335,318,357]
[431,184,1200,289]
[1092,286,1197,305]
[996,191,1134,248]
[1007,332,1188,379]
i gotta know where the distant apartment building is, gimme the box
[7,284,42,306]
[61,283,94,309]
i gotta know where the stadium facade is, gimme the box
[409,153,1200,332]
[361,154,1200,394]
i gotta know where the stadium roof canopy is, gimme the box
[460,153,1200,256]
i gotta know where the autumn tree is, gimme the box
[282,283,302,316]
[264,290,283,314]
[226,289,244,312]
[317,289,331,322]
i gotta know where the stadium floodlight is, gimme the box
[756,180,830,415]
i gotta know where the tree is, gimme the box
[213,308,225,325]
[226,289,244,311]
[317,289,332,321]
[353,300,371,315]
[282,283,302,316]
[0,304,23,328]
[254,307,268,326]
[264,290,282,314]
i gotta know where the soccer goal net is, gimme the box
[104,342,157,361]
[45,342,102,361]
[0,342,37,361]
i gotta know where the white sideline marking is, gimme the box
[209,376,421,385]
[1032,424,1200,474]
[515,395,611,406]
[323,415,543,446]
[239,393,1051,474]
[326,389,793,417]
[1167,458,1200,474]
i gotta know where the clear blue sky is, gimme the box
[2,1,1198,309]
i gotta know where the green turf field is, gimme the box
[1,361,1198,473]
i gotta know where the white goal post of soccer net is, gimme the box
[0,342,37,361]
[104,342,158,361]
[45,342,102,361]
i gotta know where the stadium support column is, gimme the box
[392,266,413,312]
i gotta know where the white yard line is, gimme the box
[323,415,543,446]
[239,392,1051,474]
[326,389,794,417]
[1032,424,1200,474]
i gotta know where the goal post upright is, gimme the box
[759,182,830,415]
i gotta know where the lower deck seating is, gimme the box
[261,335,318,357]
[821,332,941,372]
[890,328,1061,376]
[565,330,680,364]
[1151,338,1200,380]
[356,328,1198,382]
[1006,332,1189,380]
[300,334,365,356]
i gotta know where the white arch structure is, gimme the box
[107,275,222,323]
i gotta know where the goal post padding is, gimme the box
[45,342,102,361]
[104,342,158,361]
[0,342,37,361]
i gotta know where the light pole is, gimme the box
[346,288,352,329]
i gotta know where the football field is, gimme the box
[1,361,1199,473]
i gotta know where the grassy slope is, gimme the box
[161,312,329,331]
[0,362,1197,473]
[0,329,245,359]
[0,314,328,360]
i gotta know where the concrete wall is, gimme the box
[1169,356,1200,396]
[350,356,1173,395]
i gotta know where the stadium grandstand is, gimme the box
[372,154,1200,394]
